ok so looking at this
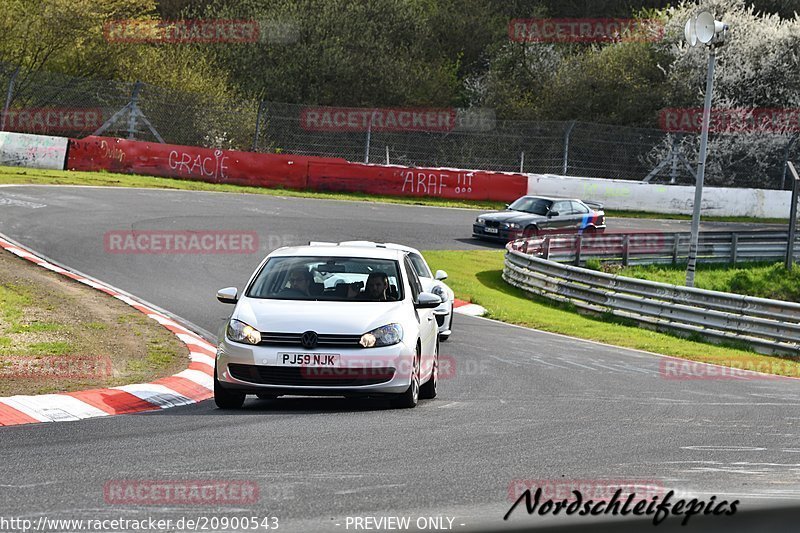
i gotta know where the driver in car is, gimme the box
[359,272,391,301]
[280,267,313,297]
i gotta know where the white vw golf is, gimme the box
[214,245,442,409]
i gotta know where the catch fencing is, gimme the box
[1,61,798,189]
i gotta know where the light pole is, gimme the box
[684,11,728,287]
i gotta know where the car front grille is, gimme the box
[258,332,363,347]
[228,363,395,387]
[485,220,500,228]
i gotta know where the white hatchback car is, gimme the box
[311,241,455,340]
[214,245,442,409]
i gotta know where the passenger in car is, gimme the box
[281,267,314,297]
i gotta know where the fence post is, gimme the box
[252,100,266,152]
[730,233,738,265]
[562,121,576,175]
[127,81,142,140]
[364,113,373,163]
[543,236,551,260]
[782,135,799,190]
[786,161,800,270]
[669,135,680,184]
[622,234,630,266]
[0,66,20,132]
[672,234,680,265]
[574,235,582,266]
[519,152,525,173]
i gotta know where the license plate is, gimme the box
[278,353,340,366]
[485,227,499,234]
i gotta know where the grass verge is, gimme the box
[0,248,187,396]
[423,249,800,377]
[608,261,800,302]
[0,165,786,223]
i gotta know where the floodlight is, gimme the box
[696,11,728,44]
[684,17,697,47]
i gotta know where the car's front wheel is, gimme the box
[214,367,245,409]
[391,351,420,409]
[523,225,539,238]
[439,308,453,341]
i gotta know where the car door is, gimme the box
[570,200,591,230]
[404,256,436,380]
[547,200,574,232]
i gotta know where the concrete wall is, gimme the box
[0,132,68,170]
[527,174,790,218]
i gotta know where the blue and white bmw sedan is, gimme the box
[214,245,442,409]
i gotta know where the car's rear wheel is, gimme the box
[391,351,420,409]
[583,225,597,234]
[214,367,245,409]
[420,340,439,400]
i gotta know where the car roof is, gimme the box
[308,240,422,255]
[270,245,405,260]
[520,195,580,202]
[340,241,421,255]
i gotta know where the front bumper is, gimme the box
[216,337,414,395]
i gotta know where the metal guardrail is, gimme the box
[511,230,800,266]
[503,241,800,356]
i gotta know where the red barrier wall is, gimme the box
[66,136,527,202]
[308,161,527,202]
[67,136,333,189]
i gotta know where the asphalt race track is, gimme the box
[1,185,799,532]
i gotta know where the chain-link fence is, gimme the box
[1,61,797,190]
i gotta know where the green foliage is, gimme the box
[618,262,800,302]
[1,0,798,128]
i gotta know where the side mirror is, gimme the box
[217,287,238,304]
[415,292,442,309]
[434,269,448,281]
[548,211,559,217]
[505,204,511,209]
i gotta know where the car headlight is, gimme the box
[504,222,521,229]
[359,324,403,348]
[227,319,261,345]
[476,217,485,224]
[431,285,448,302]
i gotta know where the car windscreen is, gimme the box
[246,256,404,302]
[509,197,551,215]
[408,253,432,278]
